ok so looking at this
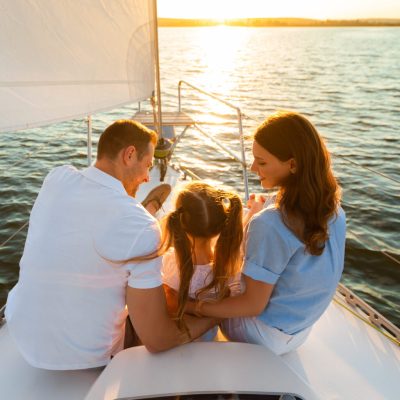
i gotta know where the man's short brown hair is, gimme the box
[97,120,157,161]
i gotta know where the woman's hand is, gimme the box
[243,193,267,227]
[247,193,266,215]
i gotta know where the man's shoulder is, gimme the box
[45,164,77,180]
[41,165,79,188]
[95,202,161,261]
[117,196,157,224]
[105,199,160,245]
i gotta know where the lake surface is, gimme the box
[0,27,399,326]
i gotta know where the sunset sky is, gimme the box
[157,0,400,20]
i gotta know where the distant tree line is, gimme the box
[158,18,400,27]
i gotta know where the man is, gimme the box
[5,120,215,370]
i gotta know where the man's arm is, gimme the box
[126,285,217,353]
[163,284,179,317]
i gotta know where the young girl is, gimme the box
[187,111,346,355]
[159,182,243,340]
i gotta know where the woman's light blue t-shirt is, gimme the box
[243,205,346,335]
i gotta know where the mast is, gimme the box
[152,0,163,137]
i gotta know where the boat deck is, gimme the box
[0,324,102,400]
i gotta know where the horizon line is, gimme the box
[158,17,400,21]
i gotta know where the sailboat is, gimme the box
[0,1,399,399]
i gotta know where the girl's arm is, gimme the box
[188,275,274,319]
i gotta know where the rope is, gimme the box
[0,221,29,249]
[332,153,400,185]
[333,297,400,347]
[382,251,400,265]
[347,227,400,267]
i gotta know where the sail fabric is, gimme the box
[0,0,155,133]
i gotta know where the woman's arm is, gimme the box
[189,275,274,319]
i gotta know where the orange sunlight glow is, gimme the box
[158,0,400,20]
[158,0,330,20]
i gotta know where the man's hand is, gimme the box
[126,285,220,353]
[184,299,197,315]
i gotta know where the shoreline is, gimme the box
[159,17,400,28]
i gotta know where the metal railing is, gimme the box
[335,283,400,345]
[178,80,249,201]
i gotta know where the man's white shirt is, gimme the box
[6,165,162,370]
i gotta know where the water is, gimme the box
[0,27,399,326]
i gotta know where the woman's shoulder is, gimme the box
[248,206,302,249]
[329,206,346,233]
[337,206,346,220]
[329,206,346,225]
[251,205,282,228]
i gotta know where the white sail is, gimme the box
[0,0,155,133]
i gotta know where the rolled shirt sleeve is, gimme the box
[243,211,295,285]
[94,207,164,290]
[125,222,163,289]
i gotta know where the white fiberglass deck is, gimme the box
[282,297,400,399]
[84,300,400,400]
[0,324,102,400]
[2,297,399,400]
[85,342,320,400]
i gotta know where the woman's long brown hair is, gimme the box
[254,111,341,256]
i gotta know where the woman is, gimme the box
[188,110,346,355]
